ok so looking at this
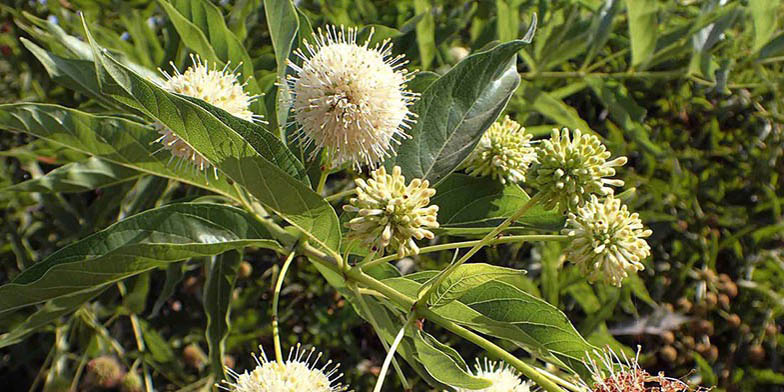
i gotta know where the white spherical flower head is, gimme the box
[287,25,417,168]
[464,116,535,184]
[582,347,692,392]
[563,194,652,287]
[156,54,261,173]
[343,166,439,257]
[222,345,348,392]
[532,128,627,211]
[452,359,531,392]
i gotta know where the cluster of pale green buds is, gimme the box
[532,128,627,212]
[343,166,439,257]
[562,194,652,287]
[463,116,536,184]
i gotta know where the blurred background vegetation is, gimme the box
[0,0,782,391]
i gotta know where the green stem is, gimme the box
[316,167,329,195]
[325,188,357,202]
[359,234,568,270]
[373,315,413,392]
[272,251,297,364]
[421,193,543,303]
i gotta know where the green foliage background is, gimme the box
[0,0,782,391]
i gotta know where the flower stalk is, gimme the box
[272,251,297,364]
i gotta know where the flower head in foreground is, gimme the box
[563,194,651,287]
[452,359,531,392]
[287,25,417,168]
[532,128,627,211]
[464,116,535,184]
[582,347,693,392]
[156,54,261,174]
[222,345,348,392]
[343,166,438,257]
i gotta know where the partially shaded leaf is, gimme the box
[0,203,282,314]
[3,157,141,194]
[204,249,242,380]
[414,330,492,389]
[386,40,528,185]
[625,0,658,68]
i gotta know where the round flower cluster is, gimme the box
[464,116,535,184]
[222,345,348,392]
[452,359,531,392]
[157,54,260,173]
[583,347,691,392]
[532,128,627,211]
[287,25,417,168]
[343,166,439,257]
[562,194,652,287]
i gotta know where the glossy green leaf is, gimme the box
[204,249,242,380]
[385,272,595,378]
[625,0,658,68]
[0,203,282,314]
[433,174,565,230]
[386,40,529,185]
[264,0,300,130]
[82,21,342,255]
[0,103,241,200]
[414,330,492,389]
[3,157,141,194]
[428,263,525,308]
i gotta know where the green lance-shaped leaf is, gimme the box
[264,0,300,131]
[2,157,141,194]
[81,19,342,255]
[384,269,596,379]
[204,249,242,381]
[432,174,565,231]
[0,103,241,200]
[427,264,525,308]
[0,287,107,348]
[624,0,658,68]
[0,203,283,314]
[21,39,117,108]
[414,329,492,389]
[385,38,532,186]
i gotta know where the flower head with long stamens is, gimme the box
[287,25,417,168]
[563,194,651,287]
[452,359,531,392]
[156,54,261,174]
[464,116,535,184]
[582,346,695,392]
[221,345,348,392]
[343,166,438,257]
[532,128,627,211]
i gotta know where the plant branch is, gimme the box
[358,234,568,270]
[272,251,297,364]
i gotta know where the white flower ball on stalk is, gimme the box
[221,345,348,392]
[532,128,627,211]
[287,25,417,168]
[451,359,531,392]
[582,346,693,392]
[156,54,262,175]
[343,166,439,257]
[463,115,536,184]
[562,194,652,287]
